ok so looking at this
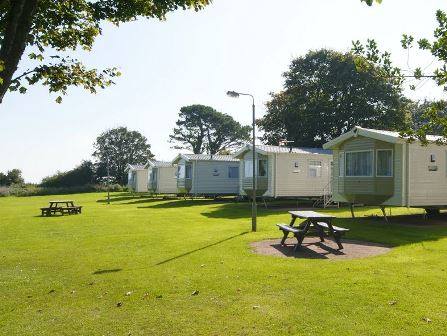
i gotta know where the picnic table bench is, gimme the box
[277,210,349,251]
[40,200,82,216]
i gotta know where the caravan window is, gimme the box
[228,167,239,178]
[339,152,345,177]
[376,149,393,177]
[177,165,185,178]
[244,160,253,177]
[258,160,267,177]
[185,165,192,179]
[345,151,373,177]
[245,159,267,177]
[151,170,158,182]
[309,161,322,177]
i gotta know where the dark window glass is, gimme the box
[185,165,192,179]
[258,160,267,177]
[228,167,239,178]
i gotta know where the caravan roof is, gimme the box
[125,164,146,171]
[172,154,239,164]
[145,160,173,168]
[323,126,442,149]
[234,144,331,158]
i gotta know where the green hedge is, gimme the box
[0,184,127,197]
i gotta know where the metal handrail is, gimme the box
[322,178,336,208]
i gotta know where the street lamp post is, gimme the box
[226,90,257,232]
[104,139,111,205]
[106,155,111,205]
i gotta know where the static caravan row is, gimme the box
[126,146,334,198]
[234,145,333,198]
[126,155,241,196]
[126,161,178,194]
[129,127,447,210]
[324,126,447,210]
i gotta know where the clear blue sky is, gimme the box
[1,0,445,183]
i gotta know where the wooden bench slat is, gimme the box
[316,222,349,232]
[276,224,302,234]
[40,205,82,216]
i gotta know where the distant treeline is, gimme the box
[1,183,125,197]
[0,162,127,197]
[40,161,97,188]
[0,169,24,186]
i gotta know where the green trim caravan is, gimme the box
[323,126,447,212]
[233,145,333,199]
[171,154,240,196]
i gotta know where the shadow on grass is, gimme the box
[364,213,447,226]
[201,203,280,219]
[271,242,344,259]
[97,196,136,203]
[109,192,132,197]
[154,231,249,266]
[96,193,159,203]
[123,198,166,205]
[138,198,239,209]
[92,268,122,275]
[331,216,447,247]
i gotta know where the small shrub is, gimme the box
[0,186,9,197]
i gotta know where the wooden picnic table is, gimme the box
[277,210,349,251]
[49,200,75,208]
[41,200,82,216]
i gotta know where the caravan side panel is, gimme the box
[239,161,245,196]
[158,166,178,194]
[275,153,332,197]
[267,154,274,197]
[408,143,447,207]
[135,170,148,192]
[192,161,240,195]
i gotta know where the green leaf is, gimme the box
[361,0,382,6]
[417,38,431,50]
[401,34,414,49]
[414,68,423,80]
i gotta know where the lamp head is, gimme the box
[226,90,240,98]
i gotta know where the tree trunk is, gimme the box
[0,0,38,104]
[192,138,203,154]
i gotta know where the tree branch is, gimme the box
[0,0,38,103]
[11,68,36,82]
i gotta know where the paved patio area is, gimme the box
[251,237,391,260]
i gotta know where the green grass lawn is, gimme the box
[1,193,447,335]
